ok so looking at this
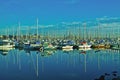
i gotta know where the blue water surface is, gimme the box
[0,49,120,80]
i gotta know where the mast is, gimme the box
[37,18,39,40]
[6,28,9,39]
[18,22,20,41]
[83,22,86,40]
[98,22,100,39]
[118,25,119,39]
[78,23,81,40]
[12,27,14,40]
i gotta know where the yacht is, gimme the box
[79,41,91,49]
[0,40,15,49]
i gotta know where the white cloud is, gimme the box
[30,24,55,29]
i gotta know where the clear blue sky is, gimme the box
[0,0,120,27]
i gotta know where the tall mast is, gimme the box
[18,22,20,40]
[6,29,8,39]
[37,18,39,40]
[13,27,14,40]
[78,23,81,40]
[7,28,9,39]
[83,22,86,40]
[98,22,100,39]
[118,25,119,39]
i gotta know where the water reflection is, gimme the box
[0,50,9,56]
[0,49,119,80]
[0,48,14,56]
[40,50,56,57]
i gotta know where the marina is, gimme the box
[1,0,120,79]
[0,22,120,80]
[0,18,120,80]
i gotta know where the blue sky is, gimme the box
[0,0,120,27]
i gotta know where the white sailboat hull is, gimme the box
[79,45,91,48]
[62,45,73,50]
[0,45,14,48]
[0,46,14,50]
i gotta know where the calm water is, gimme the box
[0,49,120,80]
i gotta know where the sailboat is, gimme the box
[0,39,15,49]
[79,23,91,50]
[110,43,120,50]
[62,40,74,50]
[23,18,41,51]
[79,41,91,49]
